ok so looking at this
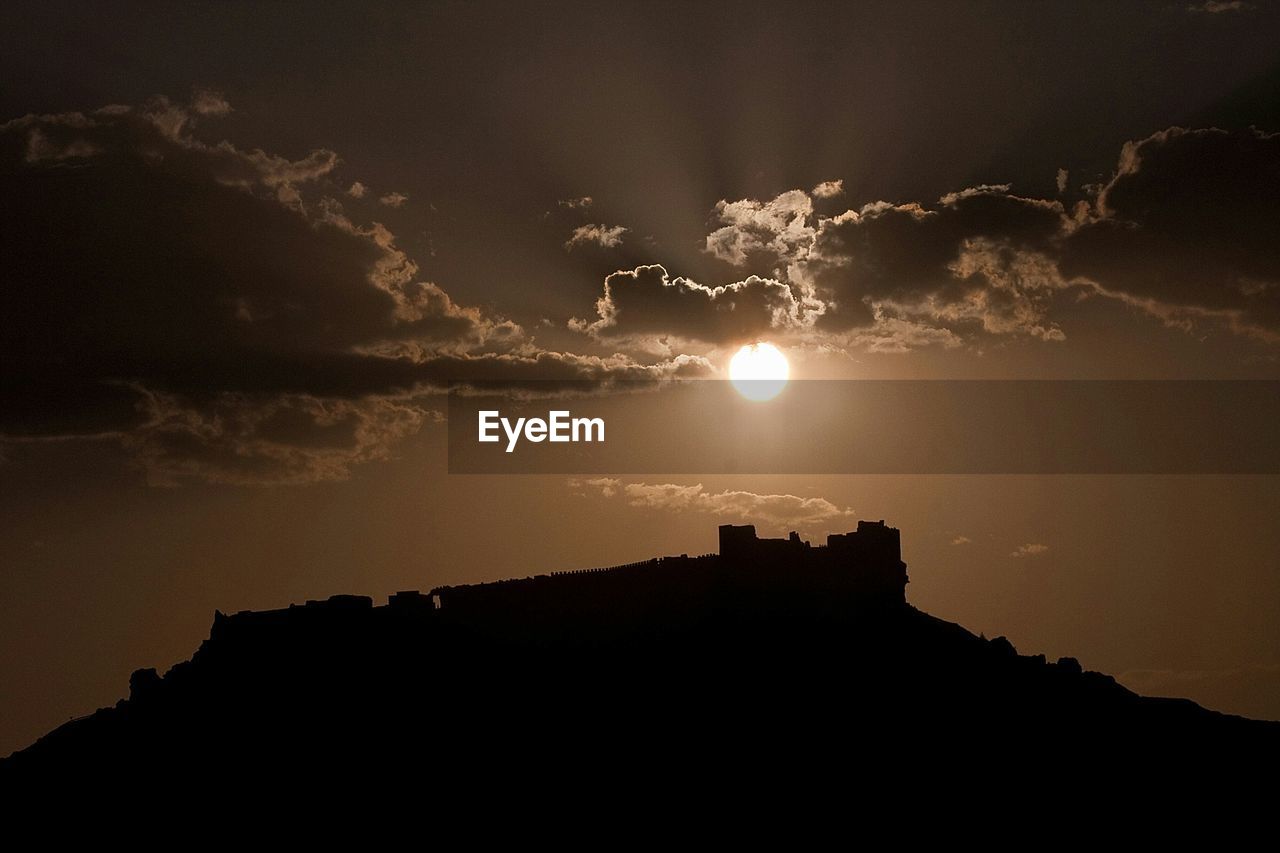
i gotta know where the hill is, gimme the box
[4,521,1277,798]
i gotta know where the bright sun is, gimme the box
[729,342,790,401]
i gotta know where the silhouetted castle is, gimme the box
[441,518,907,617]
[204,520,908,643]
[716,519,908,602]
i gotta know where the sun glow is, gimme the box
[729,342,790,401]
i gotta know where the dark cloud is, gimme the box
[797,187,1069,336]
[572,264,810,345]
[581,126,1280,351]
[7,94,1279,484]
[581,186,1073,350]
[120,390,434,486]
[804,128,1280,344]
[1062,126,1280,341]
[0,97,706,483]
[0,99,509,397]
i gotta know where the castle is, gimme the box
[207,520,908,646]
[715,519,908,601]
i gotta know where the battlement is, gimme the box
[721,521,900,563]
[716,521,907,603]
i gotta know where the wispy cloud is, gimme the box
[1010,543,1049,558]
[1186,1,1251,14]
[565,223,627,250]
[569,478,854,530]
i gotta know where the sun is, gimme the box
[729,342,790,401]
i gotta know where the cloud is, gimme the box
[1061,126,1280,342]
[811,179,844,199]
[850,315,964,353]
[10,98,1280,483]
[400,349,714,389]
[951,536,971,545]
[797,188,1070,336]
[576,182,1075,351]
[564,223,627,250]
[938,239,1068,341]
[122,389,435,486]
[347,181,367,198]
[571,264,813,345]
[0,95,705,484]
[602,183,1078,352]
[568,476,621,497]
[1010,543,1049,558]
[569,478,855,530]
[379,191,409,208]
[190,89,232,117]
[1186,1,1251,13]
[705,189,815,267]
[559,196,593,210]
[596,125,1280,353]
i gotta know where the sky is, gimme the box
[3,0,1280,754]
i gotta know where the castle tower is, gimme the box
[719,524,758,562]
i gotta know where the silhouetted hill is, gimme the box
[4,522,1277,801]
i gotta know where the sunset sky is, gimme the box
[4,1,1280,753]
